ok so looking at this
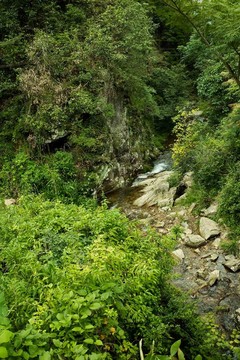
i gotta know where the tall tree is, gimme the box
[157,0,240,87]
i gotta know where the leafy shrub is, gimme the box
[172,105,207,172]
[0,291,14,359]
[218,162,240,231]
[0,151,96,203]
[0,196,226,359]
[172,106,240,208]
[191,136,228,192]
[197,62,230,116]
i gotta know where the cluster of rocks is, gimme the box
[172,221,240,332]
[129,169,240,333]
[185,217,220,248]
[132,170,192,209]
[133,171,175,208]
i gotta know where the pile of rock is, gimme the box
[185,217,220,248]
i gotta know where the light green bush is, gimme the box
[0,196,227,359]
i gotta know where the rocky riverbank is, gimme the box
[107,167,240,335]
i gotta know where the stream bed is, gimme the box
[107,152,240,335]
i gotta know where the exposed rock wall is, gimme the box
[99,90,156,192]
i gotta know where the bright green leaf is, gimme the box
[0,317,9,327]
[56,313,64,321]
[0,347,8,358]
[52,339,62,348]
[39,351,51,360]
[23,350,30,359]
[72,327,84,333]
[89,354,103,360]
[28,344,39,356]
[81,309,92,319]
[83,338,94,344]
[0,330,13,344]
[101,291,112,301]
[85,324,94,330]
[170,340,181,356]
[95,339,103,346]
[89,303,101,310]
[178,348,185,360]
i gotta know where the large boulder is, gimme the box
[185,234,206,248]
[199,217,220,240]
[202,202,218,216]
[172,249,185,262]
[224,255,240,273]
[133,171,175,208]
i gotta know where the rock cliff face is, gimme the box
[98,93,156,193]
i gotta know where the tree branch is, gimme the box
[159,0,240,87]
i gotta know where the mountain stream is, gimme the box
[107,151,240,335]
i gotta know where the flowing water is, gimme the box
[107,151,172,209]
[132,151,172,185]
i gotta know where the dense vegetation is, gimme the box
[166,0,240,247]
[1,0,240,359]
[1,196,239,359]
[0,0,188,197]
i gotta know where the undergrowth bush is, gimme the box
[218,162,240,232]
[0,196,230,359]
[0,151,96,203]
[172,106,240,223]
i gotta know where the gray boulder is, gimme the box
[185,234,206,248]
[224,255,240,272]
[199,217,220,240]
[172,249,185,262]
[202,202,218,216]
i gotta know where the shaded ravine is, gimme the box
[107,152,240,335]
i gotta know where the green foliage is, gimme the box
[150,64,191,131]
[168,171,182,188]
[0,0,158,141]
[159,0,240,89]
[172,104,206,172]
[218,162,240,230]
[0,0,163,192]
[197,62,231,115]
[191,136,228,192]
[0,196,226,359]
[173,105,240,235]
[0,151,91,202]
[221,237,240,257]
[0,292,14,359]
